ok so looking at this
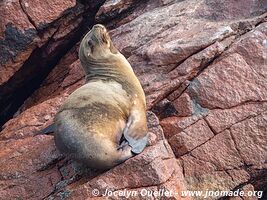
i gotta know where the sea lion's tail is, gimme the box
[35,123,55,136]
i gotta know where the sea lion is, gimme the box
[54,24,148,169]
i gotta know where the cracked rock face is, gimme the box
[0,0,104,126]
[0,0,267,199]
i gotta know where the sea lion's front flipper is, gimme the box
[122,111,148,154]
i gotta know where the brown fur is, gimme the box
[54,24,148,169]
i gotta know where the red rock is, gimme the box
[134,25,236,108]
[172,93,194,117]
[0,96,67,140]
[0,136,62,200]
[230,111,267,167]
[188,52,267,109]
[241,184,260,200]
[160,114,206,139]
[1,0,267,199]
[96,0,140,23]
[179,130,249,193]
[0,0,38,84]
[20,0,76,28]
[0,0,87,126]
[162,20,267,197]
[183,130,244,170]
[108,4,266,109]
[61,60,85,89]
[168,119,214,157]
[205,102,267,133]
[227,21,267,78]
[195,0,266,21]
[0,0,82,85]
[21,45,82,110]
[228,184,260,200]
[146,111,165,144]
[187,23,267,110]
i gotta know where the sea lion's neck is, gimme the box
[80,53,144,100]
[84,63,123,81]
[80,53,135,82]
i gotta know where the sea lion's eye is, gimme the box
[87,40,93,48]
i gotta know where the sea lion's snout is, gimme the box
[92,24,106,30]
[91,24,107,36]
[79,24,117,62]
[90,24,108,45]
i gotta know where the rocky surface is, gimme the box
[0,0,106,126]
[0,0,266,199]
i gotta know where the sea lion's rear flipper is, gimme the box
[123,134,148,154]
[122,112,148,154]
[35,123,55,136]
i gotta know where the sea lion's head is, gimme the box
[79,24,118,63]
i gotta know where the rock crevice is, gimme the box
[0,0,266,199]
